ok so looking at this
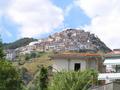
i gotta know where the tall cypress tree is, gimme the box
[35,66,48,90]
[0,38,5,60]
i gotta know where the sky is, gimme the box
[0,0,120,49]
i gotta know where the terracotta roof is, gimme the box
[105,50,120,58]
[52,53,101,60]
[107,51,120,55]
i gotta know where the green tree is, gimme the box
[0,38,24,90]
[4,38,38,49]
[30,52,37,58]
[48,69,98,90]
[0,39,5,59]
[35,66,48,90]
[25,54,31,61]
[0,60,23,90]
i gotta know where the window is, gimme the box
[116,65,120,72]
[74,63,81,71]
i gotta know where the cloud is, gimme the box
[0,27,12,37]
[64,3,74,16]
[0,26,12,38]
[0,10,12,37]
[75,0,120,49]
[5,0,64,38]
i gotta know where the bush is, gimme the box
[35,66,48,90]
[0,60,23,90]
[48,69,98,90]
[18,60,26,65]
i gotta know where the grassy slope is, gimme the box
[21,53,53,75]
[13,52,53,88]
[26,52,53,88]
[13,52,52,74]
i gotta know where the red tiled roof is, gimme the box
[52,53,101,60]
[105,50,120,58]
[107,51,120,54]
[106,50,120,55]
[63,53,100,56]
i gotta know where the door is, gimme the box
[74,63,81,71]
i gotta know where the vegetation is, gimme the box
[15,52,52,89]
[0,60,23,90]
[6,49,98,90]
[0,38,24,90]
[16,52,47,66]
[35,66,49,90]
[48,69,98,90]
[20,67,32,86]
[4,38,38,49]
[1,35,100,90]
[0,39,5,59]
[25,52,45,61]
[18,52,52,76]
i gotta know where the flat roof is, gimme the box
[104,59,120,65]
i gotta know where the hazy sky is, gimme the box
[0,0,120,49]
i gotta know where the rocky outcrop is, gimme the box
[5,29,111,56]
[41,29,111,53]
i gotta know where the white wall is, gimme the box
[70,59,86,71]
[53,59,69,72]
[87,60,97,70]
[52,59,86,72]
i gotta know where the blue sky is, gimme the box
[0,0,120,49]
[0,0,90,43]
[1,15,19,42]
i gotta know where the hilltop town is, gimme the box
[5,29,111,61]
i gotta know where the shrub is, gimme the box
[48,69,98,90]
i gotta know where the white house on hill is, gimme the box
[51,53,103,72]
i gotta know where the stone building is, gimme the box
[51,53,103,72]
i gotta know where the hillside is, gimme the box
[8,29,111,87]
[41,29,111,53]
[4,38,38,49]
[4,29,111,54]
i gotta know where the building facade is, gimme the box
[51,53,103,72]
[98,49,120,84]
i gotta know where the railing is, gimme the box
[89,82,120,90]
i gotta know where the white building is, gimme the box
[5,49,17,61]
[51,53,103,72]
[98,49,120,84]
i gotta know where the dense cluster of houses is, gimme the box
[47,29,97,51]
[5,29,100,60]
